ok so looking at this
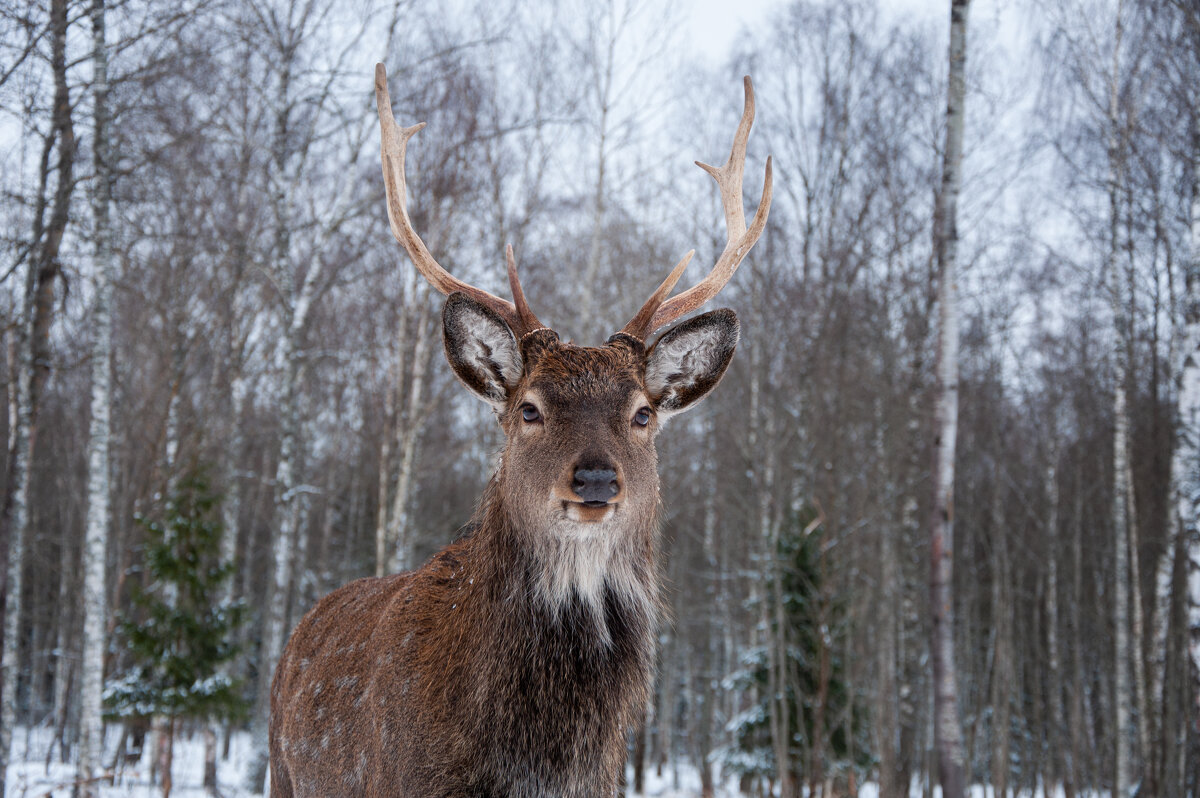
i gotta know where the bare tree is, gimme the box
[241,0,397,786]
[0,0,75,791]
[77,0,115,792]
[1161,0,1200,768]
[929,2,970,797]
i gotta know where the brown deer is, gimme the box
[267,64,772,798]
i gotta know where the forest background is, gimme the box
[0,0,1198,796]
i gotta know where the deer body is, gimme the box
[269,506,653,797]
[267,65,771,797]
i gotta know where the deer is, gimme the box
[267,63,772,798]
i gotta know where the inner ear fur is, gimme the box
[442,293,524,410]
[645,309,739,417]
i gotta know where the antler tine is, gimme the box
[506,245,545,334]
[623,76,773,340]
[376,64,541,336]
[619,251,693,338]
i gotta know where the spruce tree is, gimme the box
[724,506,867,790]
[105,468,246,795]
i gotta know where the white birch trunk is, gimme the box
[374,270,415,576]
[1181,124,1200,738]
[374,376,396,577]
[0,243,35,798]
[386,305,433,575]
[245,333,303,793]
[929,4,970,798]
[77,0,114,793]
[1105,4,1133,792]
[1111,350,1134,798]
[245,44,326,788]
[221,372,247,598]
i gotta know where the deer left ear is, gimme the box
[443,293,523,411]
[645,309,739,419]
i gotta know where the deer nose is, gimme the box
[572,467,619,505]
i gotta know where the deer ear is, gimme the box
[443,293,523,411]
[645,309,739,419]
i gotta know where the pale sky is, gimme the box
[685,0,1021,65]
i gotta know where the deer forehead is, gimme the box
[521,343,646,408]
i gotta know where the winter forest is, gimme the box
[1,0,1198,795]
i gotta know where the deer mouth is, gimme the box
[564,500,616,523]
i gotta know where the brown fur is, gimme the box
[269,298,737,797]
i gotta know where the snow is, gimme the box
[6,726,1112,798]
[5,726,256,798]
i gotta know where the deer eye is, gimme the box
[633,407,652,427]
[520,404,542,423]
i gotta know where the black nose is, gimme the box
[572,467,619,505]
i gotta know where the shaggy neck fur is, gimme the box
[479,474,661,646]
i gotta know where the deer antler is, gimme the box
[375,63,544,337]
[621,77,773,340]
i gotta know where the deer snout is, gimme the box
[572,467,620,505]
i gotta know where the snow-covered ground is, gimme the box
[6,727,1105,798]
[6,726,733,797]
[6,726,255,798]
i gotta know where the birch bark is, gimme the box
[77,0,115,793]
[244,38,304,791]
[1180,114,1200,752]
[1105,4,1134,792]
[929,3,970,797]
[385,294,434,575]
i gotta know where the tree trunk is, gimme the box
[386,300,433,574]
[1069,489,1086,797]
[929,3,970,798]
[246,46,315,790]
[374,270,413,577]
[0,1,75,790]
[160,717,174,798]
[877,515,900,798]
[989,487,1012,798]
[696,460,718,798]
[1176,100,1200,781]
[246,337,303,792]
[1105,4,1134,794]
[762,414,794,798]
[1046,446,1069,796]
[77,0,114,794]
[204,726,218,796]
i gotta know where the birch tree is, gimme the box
[77,0,115,791]
[1186,122,1200,797]
[242,0,393,786]
[1161,0,1200,765]
[0,0,75,789]
[1101,3,1138,791]
[929,2,970,797]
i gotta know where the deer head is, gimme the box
[375,66,771,599]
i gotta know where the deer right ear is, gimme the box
[442,293,523,411]
[645,309,739,419]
